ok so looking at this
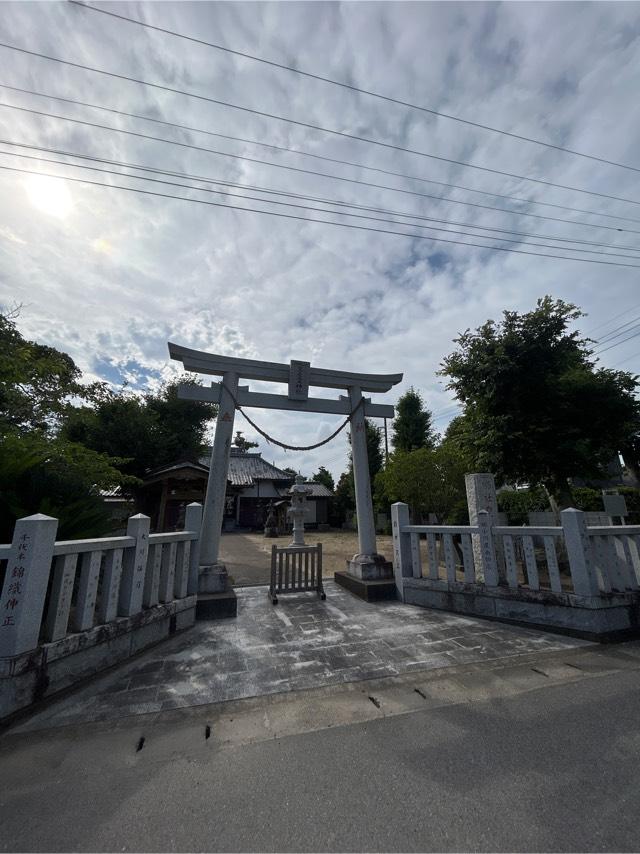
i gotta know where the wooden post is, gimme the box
[0,514,58,657]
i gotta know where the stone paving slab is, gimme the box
[15,582,589,731]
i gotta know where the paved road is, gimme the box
[2,644,640,852]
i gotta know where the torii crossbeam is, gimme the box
[169,342,403,597]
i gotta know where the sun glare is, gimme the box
[25,175,73,218]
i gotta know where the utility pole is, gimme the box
[383,417,389,464]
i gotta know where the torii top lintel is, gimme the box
[168,342,403,394]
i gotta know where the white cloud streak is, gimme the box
[1,1,639,479]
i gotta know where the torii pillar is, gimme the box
[169,343,402,608]
[345,385,393,583]
[198,371,239,596]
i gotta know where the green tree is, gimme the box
[333,469,355,526]
[233,430,259,452]
[0,312,130,539]
[376,445,468,524]
[392,387,436,452]
[335,420,384,522]
[439,297,640,507]
[63,378,216,485]
[0,431,130,540]
[347,419,384,482]
[497,487,549,525]
[312,465,335,492]
[0,310,101,432]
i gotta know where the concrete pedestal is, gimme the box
[347,553,394,581]
[335,552,396,601]
[196,564,237,619]
[195,590,238,620]
[334,571,397,602]
[199,564,229,594]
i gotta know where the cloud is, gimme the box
[1,0,639,481]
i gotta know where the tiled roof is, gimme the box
[145,460,209,479]
[198,450,294,487]
[305,482,334,498]
[277,482,334,498]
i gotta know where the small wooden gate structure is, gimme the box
[269,544,325,604]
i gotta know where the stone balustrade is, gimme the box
[391,503,640,639]
[0,504,202,720]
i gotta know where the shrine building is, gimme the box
[138,447,333,532]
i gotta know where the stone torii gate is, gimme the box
[169,343,402,605]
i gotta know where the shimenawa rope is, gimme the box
[218,381,365,452]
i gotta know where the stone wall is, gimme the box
[1,596,196,721]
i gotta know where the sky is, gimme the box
[1,0,639,481]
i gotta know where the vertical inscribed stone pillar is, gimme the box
[0,514,58,657]
[465,473,505,584]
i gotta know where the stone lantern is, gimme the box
[287,475,313,546]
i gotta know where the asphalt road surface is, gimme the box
[2,645,640,852]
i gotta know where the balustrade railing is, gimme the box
[0,504,202,659]
[391,503,640,601]
[588,525,640,594]
[493,526,565,593]
[401,525,479,583]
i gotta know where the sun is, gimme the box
[25,175,73,218]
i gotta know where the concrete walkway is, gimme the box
[14,582,587,732]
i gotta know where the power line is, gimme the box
[4,101,640,238]
[3,161,640,268]
[612,350,640,369]
[595,316,640,345]
[4,138,639,254]
[584,302,640,337]
[69,0,640,175]
[432,407,462,422]
[2,40,639,207]
[595,328,640,355]
[7,151,639,261]
[6,81,639,228]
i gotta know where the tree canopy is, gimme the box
[63,379,216,484]
[392,387,436,452]
[1,311,216,538]
[376,444,468,524]
[233,431,259,452]
[312,465,335,492]
[439,297,640,505]
[0,310,99,433]
[0,312,129,539]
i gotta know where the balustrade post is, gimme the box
[185,503,203,596]
[477,510,500,586]
[561,508,600,597]
[118,514,150,616]
[391,502,412,598]
[0,514,58,657]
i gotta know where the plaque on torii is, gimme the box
[169,342,402,596]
